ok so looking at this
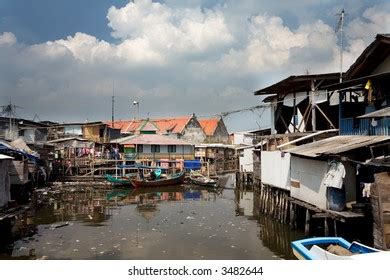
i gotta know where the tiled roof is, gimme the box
[106,117,191,134]
[199,118,220,136]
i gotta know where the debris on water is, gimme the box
[186,216,195,220]
[50,222,69,229]
[187,232,191,235]
[121,237,127,241]
[73,249,79,252]
[162,250,166,253]
[91,247,97,250]
[76,240,80,243]
[88,215,93,220]
[230,245,235,248]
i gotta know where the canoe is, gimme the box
[105,174,133,186]
[130,171,186,188]
[291,237,385,260]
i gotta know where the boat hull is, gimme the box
[291,237,380,260]
[131,171,185,188]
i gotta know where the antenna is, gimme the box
[336,9,346,83]
[0,101,23,140]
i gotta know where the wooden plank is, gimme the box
[384,224,390,234]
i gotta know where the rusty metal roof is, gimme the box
[254,73,340,96]
[286,135,390,158]
[357,107,390,119]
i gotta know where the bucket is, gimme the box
[327,186,346,211]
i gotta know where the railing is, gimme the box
[340,117,389,136]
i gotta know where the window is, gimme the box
[137,144,143,153]
[151,145,160,153]
[168,145,176,153]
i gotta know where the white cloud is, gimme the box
[107,0,233,55]
[0,1,389,131]
[0,32,17,46]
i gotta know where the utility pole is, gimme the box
[111,80,115,127]
[336,9,345,83]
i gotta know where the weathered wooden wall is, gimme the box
[372,172,390,250]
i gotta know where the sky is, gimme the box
[0,0,389,132]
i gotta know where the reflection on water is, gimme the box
[1,174,303,260]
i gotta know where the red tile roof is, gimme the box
[199,118,220,136]
[106,117,191,134]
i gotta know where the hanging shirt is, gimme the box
[323,162,346,189]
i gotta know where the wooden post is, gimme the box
[333,219,338,237]
[289,202,295,228]
[305,209,311,236]
[324,218,329,236]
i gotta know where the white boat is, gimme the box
[291,237,389,260]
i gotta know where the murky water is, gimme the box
[1,174,304,260]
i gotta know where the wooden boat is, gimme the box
[105,174,133,186]
[130,170,185,188]
[189,171,217,187]
[291,237,387,260]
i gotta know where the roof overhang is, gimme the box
[286,135,390,158]
[324,71,390,92]
[254,73,341,96]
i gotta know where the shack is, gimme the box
[0,154,13,208]
[287,135,390,211]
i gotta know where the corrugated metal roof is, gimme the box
[357,107,390,118]
[253,73,340,95]
[286,135,390,158]
[0,154,13,160]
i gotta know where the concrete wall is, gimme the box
[233,133,254,145]
[207,120,229,144]
[181,118,206,144]
[238,147,254,172]
[261,151,291,190]
[0,159,12,207]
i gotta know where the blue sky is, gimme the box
[1,0,389,132]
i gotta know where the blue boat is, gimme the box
[291,237,386,260]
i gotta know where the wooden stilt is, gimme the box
[305,209,311,236]
[333,219,337,237]
[289,203,294,228]
[324,218,329,236]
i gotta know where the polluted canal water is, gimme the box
[2,174,304,259]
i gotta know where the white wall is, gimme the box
[261,151,291,190]
[239,147,254,172]
[233,133,254,145]
[290,156,329,209]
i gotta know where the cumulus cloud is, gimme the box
[0,1,389,131]
[0,32,17,46]
[107,0,233,56]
